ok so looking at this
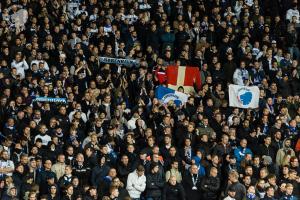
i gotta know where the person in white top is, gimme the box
[10,53,29,80]
[30,52,49,71]
[126,165,146,199]
[286,3,300,23]
[34,124,51,146]
[0,150,15,177]
[233,61,249,86]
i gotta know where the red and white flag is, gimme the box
[166,66,201,94]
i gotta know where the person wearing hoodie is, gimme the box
[276,138,296,166]
[191,149,206,177]
[162,175,185,200]
[145,163,164,200]
[2,186,18,200]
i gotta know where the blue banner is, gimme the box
[155,86,189,106]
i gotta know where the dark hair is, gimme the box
[136,165,145,172]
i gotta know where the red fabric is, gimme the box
[296,138,300,152]
[165,65,178,85]
[166,66,201,90]
[184,66,201,90]
[154,68,167,84]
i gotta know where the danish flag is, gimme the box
[166,66,201,93]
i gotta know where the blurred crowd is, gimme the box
[0,0,300,200]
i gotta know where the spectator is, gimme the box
[182,164,202,200]
[145,163,164,200]
[225,170,246,200]
[276,138,296,166]
[126,165,146,200]
[200,166,220,200]
[162,175,185,200]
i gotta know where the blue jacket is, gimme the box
[234,146,253,163]
[192,156,206,177]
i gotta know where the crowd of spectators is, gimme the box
[0,0,300,200]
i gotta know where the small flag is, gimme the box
[229,84,259,108]
[155,86,189,106]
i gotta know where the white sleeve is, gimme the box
[126,174,134,191]
[23,60,29,70]
[135,176,146,192]
[286,9,292,21]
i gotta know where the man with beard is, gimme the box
[276,138,296,166]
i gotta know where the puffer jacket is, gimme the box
[200,175,220,199]
[162,182,185,200]
[146,172,164,198]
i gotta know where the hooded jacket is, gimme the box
[276,138,296,166]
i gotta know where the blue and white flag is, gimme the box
[229,84,259,109]
[33,97,67,104]
[155,86,189,106]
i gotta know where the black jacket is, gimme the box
[72,162,91,187]
[182,173,202,200]
[91,164,110,186]
[258,144,276,161]
[162,182,185,200]
[200,175,220,200]
[146,172,164,198]
[117,163,133,185]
